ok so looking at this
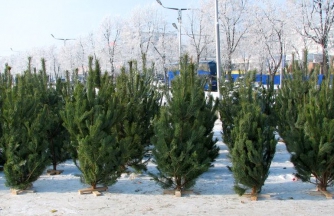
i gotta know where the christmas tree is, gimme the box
[0,64,13,167]
[1,58,50,190]
[150,56,219,192]
[219,76,241,151]
[276,63,334,191]
[38,59,70,171]
[61,57,126,189]
[221,74,277,197]
[113,61,161,171]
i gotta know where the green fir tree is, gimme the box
[0,63,13,166]
[221,74,277,196]
[219,76,241,151]
[277,65,334,191]
[150,56,219,191]
[114,61,161,171]
[1,58,50,190]
[61,57,126,189]
[38,59,70,171]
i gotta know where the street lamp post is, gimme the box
[215,0,222,100]
[51,34,76,46]
[156,0,190,65]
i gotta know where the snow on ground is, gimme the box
[0,121,334,216]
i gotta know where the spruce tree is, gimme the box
[0,64,13,167]
[219,77,241,151]
[150,56,219,191]
[114,61,161,171]
[61,57,126,189]
[301,78,334,191]
[220,74,277,197]
[1,59,50,190]
[276,66,334,191]
[38,59,70,171]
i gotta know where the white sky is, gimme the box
[0,0,199,56]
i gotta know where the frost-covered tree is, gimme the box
[98,15,123,76]
[296,0,334,75]
[252,0,285,77]
[122,5,162,69]
[218,0,250,77]
[184,4,214,65]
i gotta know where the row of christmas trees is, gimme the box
[220,53,334,198]
[0,55,218,194]
[0,53,333,199]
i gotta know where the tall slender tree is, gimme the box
[297,0,334,76]
[150,56,219,192]
[61,57,126,189]
[220,74,277,197]
[1,58,50,190]
[38,59,70,171]
[114,61,161,171]
[276,64,334,192]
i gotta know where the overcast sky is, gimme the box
[0,0,199,56]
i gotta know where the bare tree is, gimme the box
[150,20,177,83]
[75,37,88,77]
[298,0,334,75]
[251,0,285,79]
[218,0,249,77]
[185,6,214,65]
[124,5,162,70]
[98,16,123,76]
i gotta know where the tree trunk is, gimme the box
[227,53,233,81]
[175,176,182,191]
[251,186,257,196]
[322,44,329,76]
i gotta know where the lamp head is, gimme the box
[172,23,178,30]
[156,0,162,6]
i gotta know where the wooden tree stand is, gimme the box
[243,193,271,201]
[316,187,333,199]
[11,184,35,195]
[46,169,64,175]
[163,189,196,197]
[78,187,108,196]
[47,169,64,175]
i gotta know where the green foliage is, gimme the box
[0,64,12,165]
[277,67,334,191]
[1,63,50,190]
[113,61,161,171]
[219,77,242,151]
[220,73,277,196]
[38,59,70,170]
[61,58,126,188]
[150,55,219,191]
[231,103,276,195]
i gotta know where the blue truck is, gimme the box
[167,61,217,91]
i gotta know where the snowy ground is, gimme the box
[0,121,334,216]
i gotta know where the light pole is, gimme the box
[215,0,222,100]
[156,0,190,65]
[51,34,76,46]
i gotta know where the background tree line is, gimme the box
[1,0,333,80]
